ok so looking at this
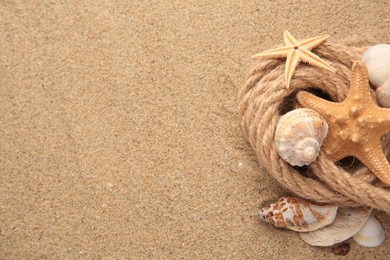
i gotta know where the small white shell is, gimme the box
[259,197,338,232]
[275,108,328,166]
[376,79,390,108]
[362,44,390,108]
[299,207,372,246]
[353,216,385,247]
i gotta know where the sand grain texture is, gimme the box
[1,0,389,258]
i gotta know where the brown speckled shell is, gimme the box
[259,197,338,232]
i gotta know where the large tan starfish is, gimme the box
[297,61,390,186]
[253,30,335,88]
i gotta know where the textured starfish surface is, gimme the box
[297,62,390,186]
[253,30,335,88]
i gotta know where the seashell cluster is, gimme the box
[300,208,386,248]
[362,44,390,108]
[299,207,371,246]
[259,197,386,248]
[275,108,328,166]
[259,197,338,232]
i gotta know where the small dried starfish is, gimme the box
[297,61,390,186]
[253,30,335,88]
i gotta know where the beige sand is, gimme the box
[1,0,389,258]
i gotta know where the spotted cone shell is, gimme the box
[259,197,338,232]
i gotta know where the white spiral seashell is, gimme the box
[275,108,328,166]
[362,44,390,108]
[353,216,385,247]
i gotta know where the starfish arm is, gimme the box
[321,141,348,162]
[285,50,300,88]
[378,109,390,128]
[299,34,330,50]
[356,141,390,186]
[374,111,390,134]
[252,46,291,58]
[296,91,339,113]
[299,48,335,72]
[347,62,372,102]
[283,30,298,46]
[381,118,390,132]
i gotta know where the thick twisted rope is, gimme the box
[238,42,390,212]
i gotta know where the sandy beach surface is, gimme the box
[1,0,389,258]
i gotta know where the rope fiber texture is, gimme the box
[238,42,390,212]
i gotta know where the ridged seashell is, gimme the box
[259,197,338,232]
[275,108,328,166]
[362,44,390,108]
[353,216,385,247]
[299,207,372,246]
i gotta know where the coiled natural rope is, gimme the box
[238,42,390,212]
